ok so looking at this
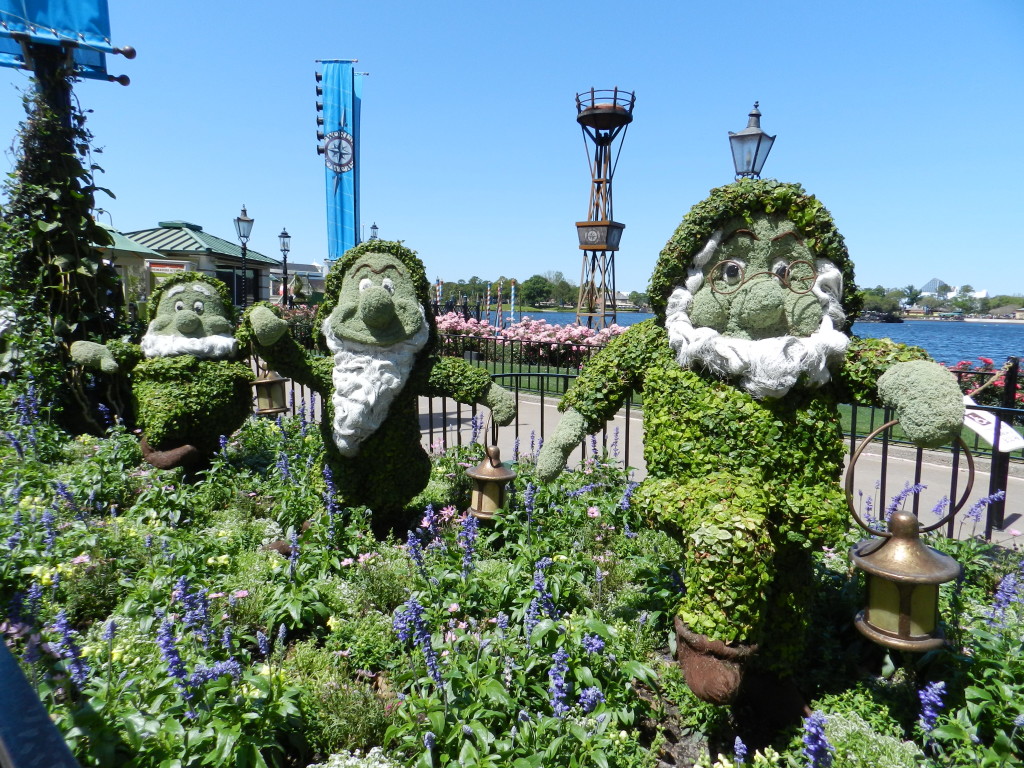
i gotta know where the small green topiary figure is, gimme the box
[71,274,254,469]
[241,240,515,537]
[537,179,964,704]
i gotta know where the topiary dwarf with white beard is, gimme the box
[537,179,964,706]
[241,240,515,537]
[70,273,254,469]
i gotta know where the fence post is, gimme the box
[987,356,1019,532]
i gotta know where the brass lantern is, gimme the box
[845,420,975,652]
[253,370,289,416]
[466,445,516,520]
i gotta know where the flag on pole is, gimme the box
[318,60,361,261]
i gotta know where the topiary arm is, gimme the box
[240,303,332,391]
[70,341,120,374]
[833,336,931,406]
[836,337,964,448]
[537,321,664,481]
[877,360,965,448]
[423,356,516,425]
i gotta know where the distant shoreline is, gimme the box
[962,318,1024,325]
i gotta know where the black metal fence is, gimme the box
[256,341,1022,540]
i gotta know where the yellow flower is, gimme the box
[327,616,340,631]
[111,649,124,662]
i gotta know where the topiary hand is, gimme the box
[536,409,588,482]
[70,340,119,374]
[483,382,516,426]
[877,360,965,448]
[248,305,289,347]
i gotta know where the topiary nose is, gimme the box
[175,310,201,334]
[731,277,786,333]
[359,286,396,328]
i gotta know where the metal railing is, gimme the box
[253,344,1022,539]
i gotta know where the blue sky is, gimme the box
[0,0,1021,297]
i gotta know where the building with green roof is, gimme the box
[125,220,279,307]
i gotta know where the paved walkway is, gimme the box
[419,393,1024,546]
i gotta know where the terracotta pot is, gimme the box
[675,616,759,705]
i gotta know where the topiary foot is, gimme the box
[140,436,202,470]
[675,616,759,705]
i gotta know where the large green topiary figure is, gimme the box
[71,273,254,468]
[242,240,515,536]
[537,179,964,704]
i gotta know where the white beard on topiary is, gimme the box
[322,308,429,456]
[139,333,238,360]
[665,229,850,400]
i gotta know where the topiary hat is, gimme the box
[649,178,861,328]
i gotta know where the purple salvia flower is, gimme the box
[26,583,43,623]
[611,427,620,459]
[277,623,287,649]
[513,436,520,462]
[156,619,189,696]
[581,633,605,654]
[988,572,1020,626]
[619,480,638,512]
[276,450,290,480]
[395,597,441,685]
[458,513,479,578]
[735,736,748,764]
[221,626,233,650]
[407,531,428,581]
[187,659,242,688]
[590,434,599,459]
[524,482,536,521]
[801,711,833,768]
[323,465,339,540]
[884,483,926,520]
[965,490,1006,523]
[288,531,300,580]
[918,681,946,733]
[218,434,228,454]
[423,732,436,750]
[256,630,270,658]
[7,509,22,549]
[52,611,90,687]
[41,507,56,552]
[102,619,117,641]
[529,431,536,457]
[548,647,570,718]
[97,403,111,428]
[470,413,482,444]
[932,496,950,517]
[4,432,23,459]
[578,685,605,713]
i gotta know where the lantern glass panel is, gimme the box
[473,481,503,516]
[867,575,901,634]
[909,584,939,637]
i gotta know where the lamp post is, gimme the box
[279,228,291,308]
[234,206,254,307]
[728,102,776,179]
[370,222,379,240]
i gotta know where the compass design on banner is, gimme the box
[323,129,355,174]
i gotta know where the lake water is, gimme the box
[505,311,1024,367]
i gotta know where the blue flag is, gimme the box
[319,60,361,261]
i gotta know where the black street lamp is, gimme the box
[728,102,776,179]
[370,222,379,240]
[234,205,254,307]
[279,228,291,308]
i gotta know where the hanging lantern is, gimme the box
[465,445,516,520]
[845,420,975,652]
[253,370,289,416]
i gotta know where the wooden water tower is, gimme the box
[574,87,635,328]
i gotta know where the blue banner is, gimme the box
[320,60,360,261]
[0,0,116,79]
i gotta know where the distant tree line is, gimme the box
[439,272,651,311]
[860,284,1023,315]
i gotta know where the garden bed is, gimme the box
[1,389,1022,767]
